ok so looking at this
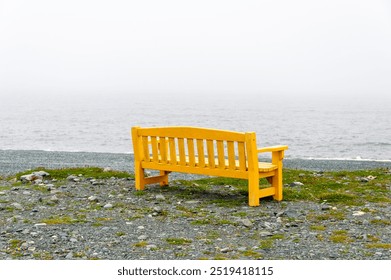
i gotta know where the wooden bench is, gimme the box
[131,126,288,206]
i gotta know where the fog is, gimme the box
[1,0,391,99]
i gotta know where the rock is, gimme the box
[66,175,78,182]
[185,200,200,204]
[88,196,99,202]
[240,218,253,228]
[153,206,162,213]
[34,171,50,177]
[11,202,23,210]
[103,167,113,172]
[103,203,113,209]
[146,244,158,250]
[20,174,41,183]
[321,205,331,211]
[138,235,148,240]
[156,194,166,201]
[34,223,47,227]
[237,246,247,252]
[290,181,304,187]
[65,252,74,259]
[220,247,230,253]
[352,211,366,216]
[70,238,78,243]
[259,231,273,237]
[50,195,59,203]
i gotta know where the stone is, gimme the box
[352,211,366,216]
[241,218,253,228]
[156,194,166,201]
[50,195,59,203]
[259,231,273,237]
[290,181,304,187]
[146,244,158,250]
[66,175,78,182]
[11,202,23,210]
[103,203,113,209]
[88,196,99,202]
[34,223,47,227]
[321,205,331,211]
[220,247,230,253]
[34,171,50,177]
[138,235,148,240]
[103,167,113,172]
[65,252,74,259]
[185,200,200,204]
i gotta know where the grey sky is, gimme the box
[1,0,390,97]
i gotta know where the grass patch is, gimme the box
[330,230,352,243]
[310,225,326,231]
[133,241,148,247]
[165,237,192,245]
[366,243,391,249]
[41,215,86,225]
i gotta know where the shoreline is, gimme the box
[0,149,390,176]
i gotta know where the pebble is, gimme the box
[103,203,113,209]
[290,181,304,187]
[240,218,253,228]
[138,235,148,240]
[352,211,366,216]
[156,194,166,201]
[88,196,99,202]
[11,203,23,210]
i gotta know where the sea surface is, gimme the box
[1,93,390,162]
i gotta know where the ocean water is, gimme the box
[1,93,390,161]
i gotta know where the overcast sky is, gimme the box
[1,0,390,98]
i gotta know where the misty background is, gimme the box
[1,0,391,98]
[0,1,390,160]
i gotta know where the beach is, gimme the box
[1,150,390,177]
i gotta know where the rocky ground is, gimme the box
[1,169,390,260]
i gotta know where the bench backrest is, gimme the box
[132,126,259,173]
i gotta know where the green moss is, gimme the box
[166,237,192,245]
[366,243,391,249]
[310,225,326,231]
[41,215,86,225]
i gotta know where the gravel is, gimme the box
[0,150,390,260]
[1,172,390,260]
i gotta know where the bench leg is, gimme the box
[271,170,283,201]
[134,164,145,191]
[159,170,169,187]
[248,173,260,207]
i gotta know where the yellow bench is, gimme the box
[131,126,288,206]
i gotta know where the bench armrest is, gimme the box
[257,145,288,153]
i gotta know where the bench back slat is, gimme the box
[206,140,215,168]
[227,141,236,170]
[168,137,177,165]
[217,140,225,169]
[196,139,206,167]
[238,142,247,171]
[142,136,150,162]
[187,138,196,167]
